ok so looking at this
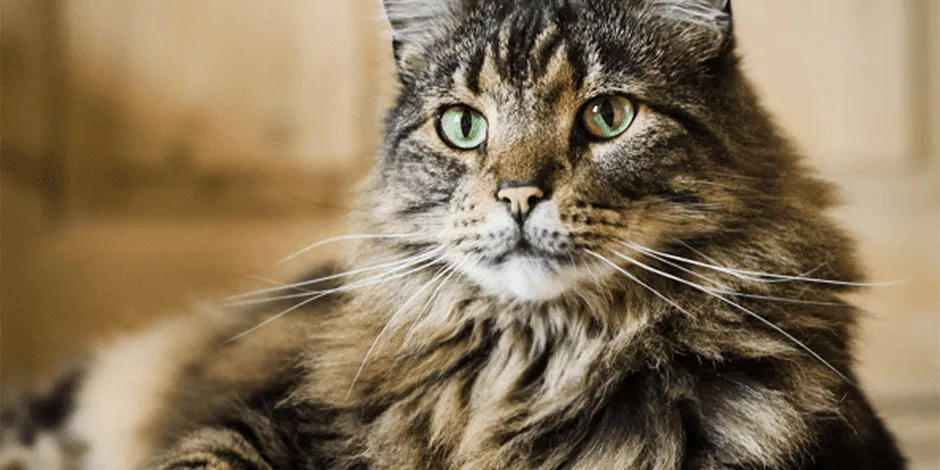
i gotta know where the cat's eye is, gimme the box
[581,95,636,140]
[438,105,488,150]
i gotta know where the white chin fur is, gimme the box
[463,255,573,301]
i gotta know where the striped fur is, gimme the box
[2,1,905,469]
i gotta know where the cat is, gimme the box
[1,0,906,468]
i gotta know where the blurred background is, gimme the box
[1,0,938,467]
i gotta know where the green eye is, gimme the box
[438,105,488,150]
[582,95,636,140]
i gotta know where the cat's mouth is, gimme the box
[491,237,561,264]
[461,235,582,301]
[450,201,585,300]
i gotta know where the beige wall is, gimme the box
[2,0,58,158]
[735,0,912,165]
[62,0,385,173]
[59,1,932,169]
[932,0,940,162]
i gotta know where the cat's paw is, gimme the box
[155,455,232,470]
[155,451,276,470]
[151,428,273,470]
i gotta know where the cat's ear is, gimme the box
[649,0,734,58]
[651,0,733,33]
[382,0,464,62]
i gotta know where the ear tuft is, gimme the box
[650,0,733,33]
[382,0,458,41]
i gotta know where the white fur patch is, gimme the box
[462,254,577,301]
[66,316,210,470]
[455,203,593,301]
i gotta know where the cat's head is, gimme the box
[364,0,838,302]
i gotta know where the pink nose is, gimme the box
[497,184,545,223]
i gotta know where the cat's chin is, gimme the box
[460,254,583,302]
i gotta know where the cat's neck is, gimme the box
[291,259,849,467]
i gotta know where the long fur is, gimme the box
[1,1,905,469]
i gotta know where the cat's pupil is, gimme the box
[460,110,473,138]
[599,99,616,128]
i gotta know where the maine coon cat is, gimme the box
[1,0,906,468]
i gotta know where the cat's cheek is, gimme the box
[522,202,574,256]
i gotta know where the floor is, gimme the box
[1,162,937,467]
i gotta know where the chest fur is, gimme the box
[364,339,825,470]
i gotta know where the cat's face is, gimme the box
[372,0,754,301]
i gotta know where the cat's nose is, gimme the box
[496,180,545,224]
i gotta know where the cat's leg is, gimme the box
[685,370,905,470]
[149,428,273,470]
[149,403,305,470]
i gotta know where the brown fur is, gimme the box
[1,1,905,469]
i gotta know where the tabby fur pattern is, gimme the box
[1,0,905,469]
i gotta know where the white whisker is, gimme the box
[624,242,900,288]
[729,292,845,307]
[610,250,853,383]
[347,260,454,399]
[279,232,427,264]
[224,292,330,344]
[249,276,314,294]
[621,243,845,307]
[224,254,447,343]
[226,246,443,301]
[401,257,468,350]
[623,244,730,291]
[645,240,774,284]
[224,249,446,307]
[585,250,694,318]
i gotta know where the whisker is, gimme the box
[585,250,694,318]
[224,254,447,343]
[347,260,455,398]
[400,257,468,350]
[621,243,730,291]
[729,293,845,307]
[249,276,315,294]
[674,239,827,284]
[625,242,900,288]
[224,292,330,344]
[621,243,845,307]
[401,268,451,346]
[673,238,724,267]
[226,246,444,301]
[609,250,853,384]
[726,262,829,285]
[224,249,446,307]
[672,238,826,284]
[585,261,603,286]
[225,292,322,308]
[279,232,428,264]
[627,241,807,284]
